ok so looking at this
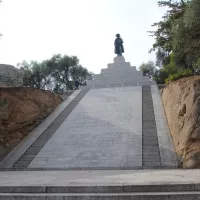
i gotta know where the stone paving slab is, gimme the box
[29,87,142,169]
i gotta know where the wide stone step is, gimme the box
[86,82,138,88]
[0,170,199,199]
[12,160,31,165]
[0,192,200,200]
[12,164,29,168]
[1,184,200,193]
[142,86,161,167]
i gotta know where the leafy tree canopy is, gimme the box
[18,54,93,92]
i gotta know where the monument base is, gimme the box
[114,56,125,63]
[86,56,156,88]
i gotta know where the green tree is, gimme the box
[18,54,93,92]
[139,61,156,79]
[148,0,200,82]
[69,65,93,84]
[153,69,169,84]
[149,0,188,66]
[172,0,200,71]
[140,54,179,84]
[18,60,50,89]
[45,54,79,90]
[45,54,90,90]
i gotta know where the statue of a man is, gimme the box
[114,33,124,56]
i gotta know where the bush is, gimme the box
[165,69,193,83]
[153,69,169,84]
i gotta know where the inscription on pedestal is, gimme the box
[99,95,119,103]
[73,112,114,128]
[73,105,133,128]
[64,132,134,148]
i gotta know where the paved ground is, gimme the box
[0,85,177,170]
[29,87,143,169]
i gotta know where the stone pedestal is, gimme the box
[107,56,132,69]
[87,56,156,88]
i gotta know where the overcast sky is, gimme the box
[0,0,166,73]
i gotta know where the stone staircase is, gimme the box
[0,170,200,199]
[1,188,200,199]
[0,55,188,199]
[86,56,156,88]
[0,85,177,171]
[142,86,161,168]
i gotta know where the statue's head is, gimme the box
[116,33,120,38]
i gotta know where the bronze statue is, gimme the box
[114,33,124,56]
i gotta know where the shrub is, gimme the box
[165,69,193,83]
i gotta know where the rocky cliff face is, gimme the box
[162,76,200,168]
[0,87,62,161]
[0,64,23,87]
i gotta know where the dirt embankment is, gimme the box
[162,76,200,168]
[0,87,62,161]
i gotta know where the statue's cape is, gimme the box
[114,38,124,54]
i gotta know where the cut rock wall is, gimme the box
[162,76,200,168]
[0,64,23,87]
